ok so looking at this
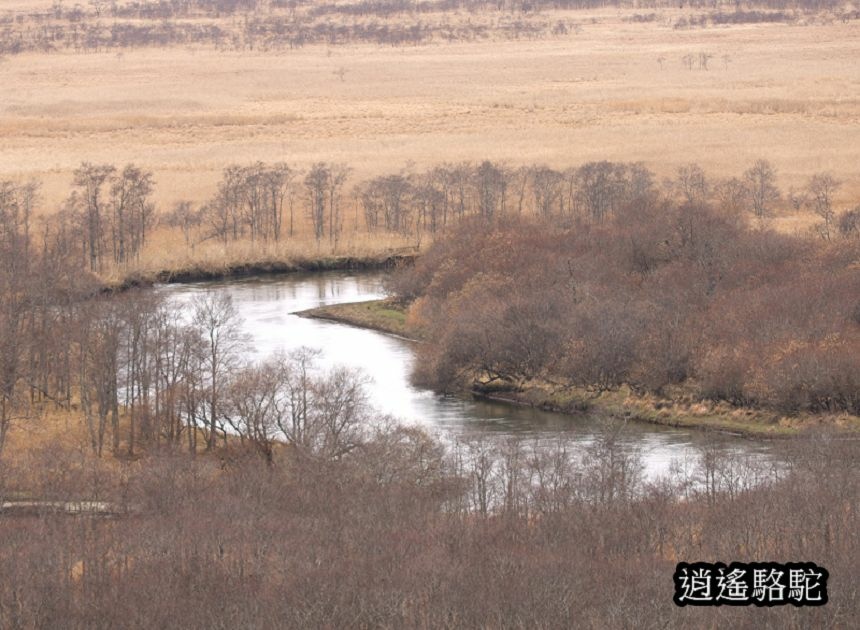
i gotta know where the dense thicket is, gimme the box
[392,191,860,415]
[0,423,857,628]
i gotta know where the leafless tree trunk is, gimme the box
[807,173,841,241]
[71,162,115,272]
[743,159,780,219]
[192,292,246,451]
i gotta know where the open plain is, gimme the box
[1,9,858,217]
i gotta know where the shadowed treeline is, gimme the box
[1,0,856,55]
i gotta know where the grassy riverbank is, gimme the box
[88,227,419,290]
[474,381,860,439]
[298,299,415,339]
[104,252,417,291]
[303,299,860,438]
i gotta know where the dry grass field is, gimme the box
[2,8,859,225]
[99,227,420,284]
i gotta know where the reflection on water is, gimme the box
[159,271,768,479]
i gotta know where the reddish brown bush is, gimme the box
[395,193,860,416]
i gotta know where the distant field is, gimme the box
[1,9,859,219]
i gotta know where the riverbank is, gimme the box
[298,299,416,339]
[104,252,417,292]
[303,299,860,439]
[472,381,860,439]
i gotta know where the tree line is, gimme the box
[2,0,852,56]
[129,157,860,253]
[11,157,860,275]
[0,0,553,54]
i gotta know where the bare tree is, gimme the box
[676,163,709,205]
[263,163,294,241]
[109,164,155,264]
[256,348,371,461]
[201,163,294,244]
[78,298,123,457]
[0,181,38,458]
[164,200,199,245]
[838,206,860,239]
[581,425,643,506]
[71,162,115,271]
[475,160,507,223]
[806,173,841,240]
[575,161,625,223]
[743,159,780,219]
[682,53,694,70]
[309,365,371,459]
[714,177,746,214]
[698,51,713,70]
[411,176,446,235]
[531,166,563,218]
[305,163,330,243]
[149,303,199,449]
[192,292,246,451]
[327,164,350,247]
[88,0,105,18]
[117,290,163,455]
[225,357,286,464]
[361,173,413,234]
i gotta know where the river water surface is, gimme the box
[160,271,769,479]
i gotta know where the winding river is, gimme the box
[160,270,770,479]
